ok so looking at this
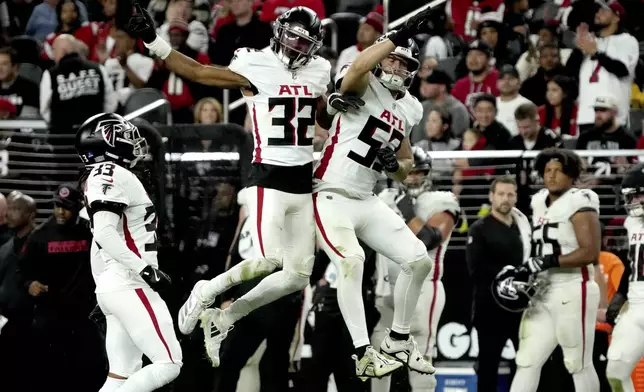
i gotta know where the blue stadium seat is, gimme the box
[123,88,172,125]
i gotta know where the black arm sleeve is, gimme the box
[595,52,630,78]
[617,257,631,298]
[16,233,43,291]
[565,49,585,79]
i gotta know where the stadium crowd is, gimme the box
[0,0,643,391]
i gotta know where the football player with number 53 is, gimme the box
[128,6,332,367]
[509,148,602,392]
[313,7,441,380]
[77,113,182,392]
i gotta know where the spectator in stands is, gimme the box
[472,93,511,149]
[335,9,383,75]
[421,8,465,62]
[448,0,504,42]
[25,0,89,41]
[90,0,134,63]
[411,69,469,142]
[495,64,532,136]
[17,184,104,390]
[515,21,572,82]
[40,35,118,134]
[503,0,529,40]
[452,41,499,116]
[538,75,579,137]
[194,97,223,151]
[519,43,566,106]
[42,0,99,62]
[260,0,326,23]
[209,0,272,67]
[0,193,9,247]
[576,95,637,152]
[0,97,16,120]
[566,3,639,132]
[158,0,210,54]
[415,107,460,186]
[476,16,516,69]
[104,26,155,106]
[0,47,40,118]
[0,192,36,392]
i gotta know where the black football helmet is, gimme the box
[622,162,644,217]
[75,113,147,168]
[404,146,432,197]
[270,7,324,70]
[373,32,420,92]
[491,265,547,312]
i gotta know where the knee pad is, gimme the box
[338,256,365,282]
[606,359,634,382]
[248,258,279,278]
[564,356,583,374]
[148,362,181,388]
[408,256,433,277]
[282,269,310,292]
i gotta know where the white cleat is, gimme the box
[178,280,211,335]
[352,346,403,381]
[200,308,233,367]
[380,329,436,375]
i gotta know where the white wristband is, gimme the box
[144,35,172,60]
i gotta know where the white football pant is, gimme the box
[606,302,644,392]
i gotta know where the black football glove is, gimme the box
[606,292,627,326]
[128,3,157,44]
[140,265,172,292]
[327,92,365,114]
[523,255,560,274]
[388,5,436,46]
[396,194,415,223]
[377,147,399,173]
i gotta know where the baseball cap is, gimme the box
[361,11,384,34]
[468,41,492,57]
[53,183,83,211]
[499,64,519,79]
[168,18,190,34]
[593,95,618,110]
[424,70,452,87]
[599,0,625,19]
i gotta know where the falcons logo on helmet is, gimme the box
[97,119,124,147]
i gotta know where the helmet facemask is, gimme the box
[104,121,148,168]
[623,188,644,217]
[403,169,431,197]
[375,51,419,92]
[272,21,322,70]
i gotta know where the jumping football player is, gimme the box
[510,147,601,392]
[313,8,439,379]
[604,162,644,392]
[371,147,459,392]
[128,6,331,366]
[76,113,182,392]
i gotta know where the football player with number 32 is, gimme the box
[128,5,332,367]
[509,148,602,392]
[604,162,644,392]
[76,113,182,392]
[313,7,440,380]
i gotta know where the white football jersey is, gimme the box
[228,47,331,166]
[378,188,460,280]
[84,162,158,293]
[314,66,423,199]
[624,216,644,302]
[531,187,600,283]
[577,33,639,125]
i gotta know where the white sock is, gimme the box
[200,258,278,303]
[99,376,126,392]
[332,256,370,347]
[510,366,540,392]
[391,258,432,335]
[222,268,309,327]
[117,363,180,392]
[572,365,600,392]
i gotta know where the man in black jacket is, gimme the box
[17,184,105,391]
[0,191,36,392]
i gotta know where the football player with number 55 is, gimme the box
[76,113,182,392]
[604,162,644,392]
[509,148,602,392]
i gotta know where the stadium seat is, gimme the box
[630,110,644,136]
[18,63,43,84]
[328,12,363,54]
[9,35,42,65]
[123,88,172,125]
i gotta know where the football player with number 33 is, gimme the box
[313,7,440,380]
[128,5,332,367]
[509,148,602,392]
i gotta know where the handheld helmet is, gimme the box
[491,265,547,312]
[270,7,324,70]
[373,31,420,92]
[75,113,147,169]
[404,146,432,197]
[622,162,644,217]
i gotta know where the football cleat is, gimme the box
[178,280,212,335]
[380,329,436,374]
[352,346,403,381]
[200,308,233,367]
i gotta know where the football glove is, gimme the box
[128,3,157,44]
[377,147,400,173]
[522,255,560,274]
[606,292,627,326]
[327,92,365,115]
[389,6,436,46]
[140,265,172,292]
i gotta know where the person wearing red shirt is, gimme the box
[259,0,325,23]
[451,41,499,116]
[537,75,579,137]
[210,0,262,39]
[42,0,99,61]
[447,0,504,41]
